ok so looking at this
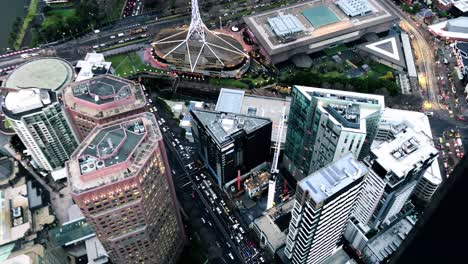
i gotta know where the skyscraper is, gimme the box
[284,153,367,264]
[2,89,78,171]
[63,75,147,141]
[190,110,272,186]
[67,113,184,264]
[355,127,438,229]
[283,86,384,181]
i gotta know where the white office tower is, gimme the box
[284,153,367,264]
[284,86,384,181]
[359,127,438,229]
[2,89,78,171]
[375,108,442,204]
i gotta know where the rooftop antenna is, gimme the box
[153,0,248,72]
[266,105,286,210]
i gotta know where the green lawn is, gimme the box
[14,0,39,49]
[107,52,157,77]
[324,44,347,56]
[4,119,11,129]
[49,9,76,18]
[209,78,249,89]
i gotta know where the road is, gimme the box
[380,0,440,108]
[144,91,266,263]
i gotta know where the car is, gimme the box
[118,32,124,37]
[162,127,167,132]
[149,108,154,113]
[118,40,124,44]
[259,257,265,263]
[179,145,184,151]
[208,221,212,227]
[201,173,206,179]
[171,141,176,147]
[148,99,153,103]
[160,118,165,123]
[239,227,245,234]
[195,175,199,181]
[425,112,434,116]
[228,253,234,260]
[157,120,162,125]
[175,138,180,144]
[110,35,116,39]
[152,107,157,112]
[226,241,231,248]
[201,217,206,224]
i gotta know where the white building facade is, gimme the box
[3,89,78,171]
[285,154,367,264]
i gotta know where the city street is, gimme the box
[145,90,266,264]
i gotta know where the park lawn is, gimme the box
[322,71,344,78]
[107,54,134,77]
[107,52,157,77]
[14,0,39,49]
[209,78,249,89]
[48,9,76,18]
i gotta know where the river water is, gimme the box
[0,0,29,50]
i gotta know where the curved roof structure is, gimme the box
[151,0,248,73]
[3,58,74,91]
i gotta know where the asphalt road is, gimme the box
[146,92,266,264]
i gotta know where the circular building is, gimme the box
[151,27,250,77]
[3,58,75,91]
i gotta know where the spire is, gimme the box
[187,0,207,42]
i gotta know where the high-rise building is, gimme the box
[190,110,272,186]
[284,153,367,264]
[63,74,147,141]
[356,127,438,229]
[67,113,184,264]
[2,89,78,171]
[374,108,442,204]
[283,86,384,181]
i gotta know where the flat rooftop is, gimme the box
[67,113,161,193]
[215,89,290,144]
[366,217,414,261]
[429,17,468,41]
[3,89,57,121]
[244,0,396,55]
[372,127,437,179]
[377,108,442,184]
[298,153,367,204]
[295,85,385,119]
[3,58,74,91]
[253,199,294,251]
[63,75,146,119]
[191,109,271,147]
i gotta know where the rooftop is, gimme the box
[358,35,406,69]
[75,53,112,82]
[2,89,57,121]
[0,184,31,246]
[244,0,396,55]
[377,108,442,184]
[268,14,306,37]
[191,109,271,147]
[63,75,146,119]
[4,89,52,115]
[67,113,162,193]
[365,217,414,261]
[295,86,384,124]
[215,89,291,144]
[371,127,437,179]
[49,218,94,247]
[215,88,245,113]
[298,153,367,204]
[2,58,74,91]
[0,157,13,180]
[429,17,468,41]
[253,199,294,252]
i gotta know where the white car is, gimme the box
[148,99,153,103]
[201,217,206,224]
[110,35,116,39]
[228,253,234,260]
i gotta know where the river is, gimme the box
[0,0,29,51]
